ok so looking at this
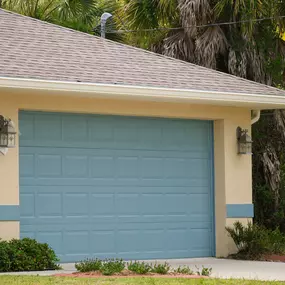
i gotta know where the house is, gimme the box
[1,9,285,263]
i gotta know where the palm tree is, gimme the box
[117,0,285,229]
[0,0,118,35]
[117,1,285,81]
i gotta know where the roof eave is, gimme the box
[0,77,285,109]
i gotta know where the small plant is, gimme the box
[196,266,212,276]
[226,221,285,260]
[173,266,194,275]
[75,258,102,272]
[100,259,125,276]
[151,262,170,275]
[267,228,285,254]
[128,261,151,274]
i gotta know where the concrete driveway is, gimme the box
[1,258,285,281]
[162,258,285,281]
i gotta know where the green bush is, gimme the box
[226,221,285,260]
[196,266,212,276]
[266,228,285,254]
[0,238,60,272]
[127,261,151,274]
[75,258,102,272]
[0,241,11,272]
[173,266,194,275]
[100,259,125,276]
[151,262,170,275]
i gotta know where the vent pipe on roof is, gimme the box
[101,12,113,38]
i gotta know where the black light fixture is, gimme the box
[0,115,16,148]
[237,127,252,155]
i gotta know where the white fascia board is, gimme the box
[1,77,285,108]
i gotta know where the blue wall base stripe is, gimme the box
[227,204,254,218]
[0,205,20,221]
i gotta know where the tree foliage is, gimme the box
[0,0,119,35]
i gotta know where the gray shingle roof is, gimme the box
[1,8,285,97]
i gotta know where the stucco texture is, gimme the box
[0,90,252,257]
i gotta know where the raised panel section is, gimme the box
[20,154,35,177]
[117,230,140,253]
[37,194,62,217]
[116,194,140,215]
[64,193,89,217]
[62,116,88,142]
[140,229,164,252]
[37,232,63,254]
[63,156,88,177]
[89,120,114,142]
[91,231,116,254]
[142,158,164,178]
[90,157,114,178]
[34,115,62,141]
[20,193,35,217]
[141,194,164,215]
[64,231,89,254]
[166,228,188,252]
[37,155,62,177]
[117,157,139,179]
[165,194,188,214]
[91,194,114,215]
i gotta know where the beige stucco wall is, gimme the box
[0,222,19,240]
[0,90,252,256]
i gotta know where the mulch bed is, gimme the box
[54,270,208,279]
[263,254,285,262]
[228,253,285,263]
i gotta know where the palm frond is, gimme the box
[195,26,228,68]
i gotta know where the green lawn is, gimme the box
[0,276,284,285]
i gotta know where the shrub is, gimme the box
[226,221,268,259]
[196,266,212,276]
[226,221,285,260]
[0,241,11,272]
[151,262,170,275]
[0,238,60,272]
[173,266,194,275]
[75,258,102,272]
[267,228,285,254]
[127,261,151,274]
[100,259,125,276]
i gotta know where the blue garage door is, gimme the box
[20,111,214,262]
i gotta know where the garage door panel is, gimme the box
[20,112,214,262]
[35,114,62,141]
[37,231,63,254]
[20,193,35,218]
[64,193,89,217]
[91,194,114,215]
[63,155,89,178]
[62,116,88,142]
[37,193,62,217]
[20,154,35,177]
[91,231,116,254]
[140,229,165,251]
[21,193,211,223]
[19,113,211,152]
[21,177,210,187]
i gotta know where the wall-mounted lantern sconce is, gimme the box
[0,115,16,149]
[237,127,252,155]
